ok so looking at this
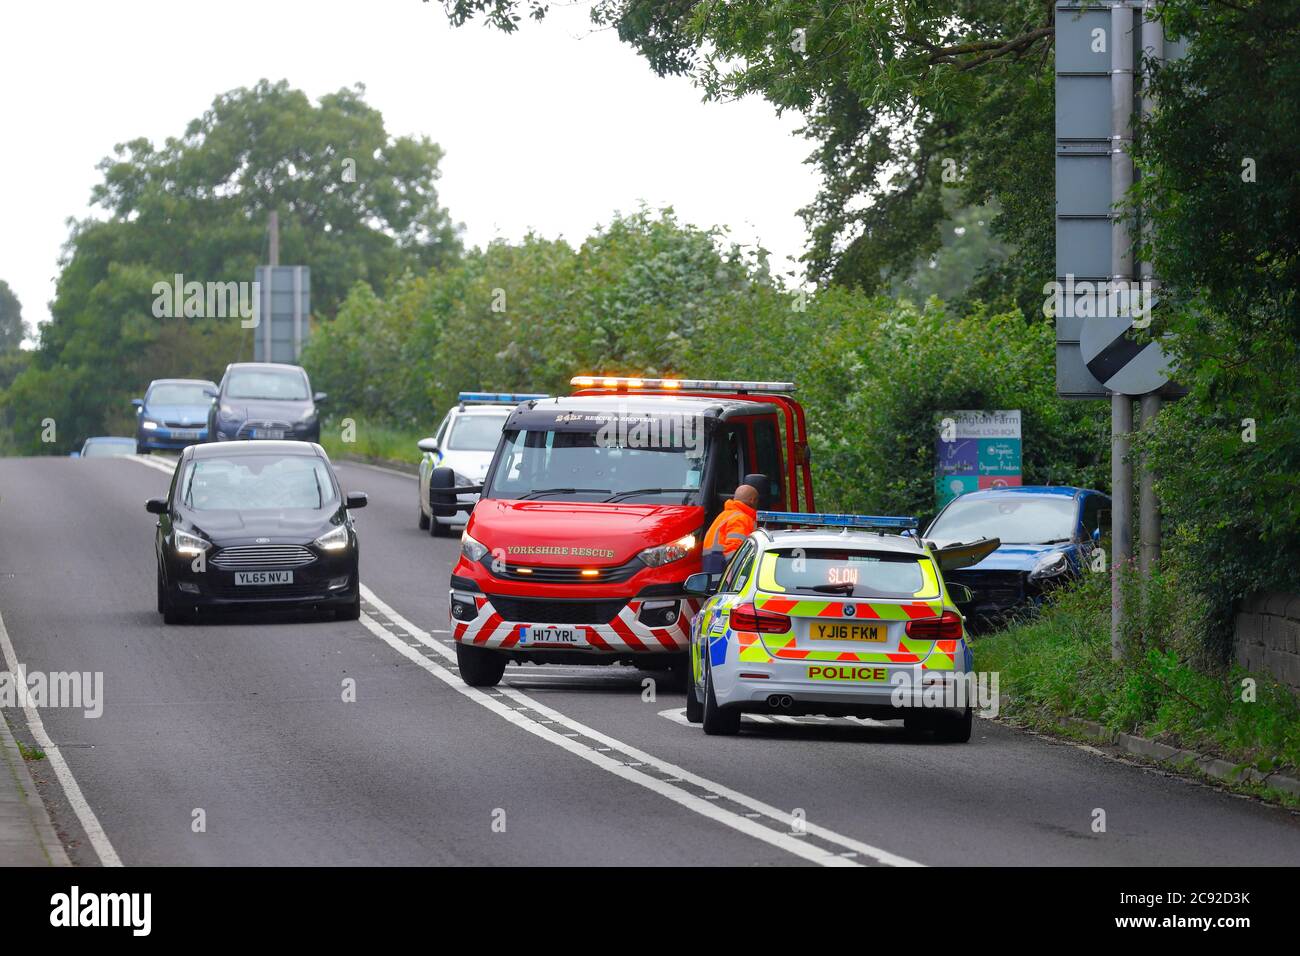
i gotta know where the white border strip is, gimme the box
[0,608,122,866]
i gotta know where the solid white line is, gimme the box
[0,609,123,867]
[333,458,418,481]
[359,584,922,867]
[356,609,860,867]
[129,454,177,475]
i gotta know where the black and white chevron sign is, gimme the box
[1079,316,1173,396]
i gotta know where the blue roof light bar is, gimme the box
[756,511,918,531]
[457,392,548,404]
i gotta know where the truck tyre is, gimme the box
[456,642,506,687]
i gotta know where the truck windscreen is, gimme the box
[483,428,706,503]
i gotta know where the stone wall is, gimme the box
[1234,592,1300,695]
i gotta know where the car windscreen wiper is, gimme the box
[811,582,856,595]
[603,488,697,502]
[518,487,611,500]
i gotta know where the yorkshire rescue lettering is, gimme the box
[806,665,889,682]
[505,545,616,558]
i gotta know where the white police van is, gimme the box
[417,393,546,537]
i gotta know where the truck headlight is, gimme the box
[173,528,210,556]
[1028,550,1070,582]
[461,532,489,562]
[637,531,698,568]
[314,525,350,551]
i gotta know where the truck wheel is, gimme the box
[933,706,973,744]
[417,504,430,530]
[456,642,506,687]
[702,661,740,735]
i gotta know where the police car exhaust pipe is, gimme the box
[767,694,793,709]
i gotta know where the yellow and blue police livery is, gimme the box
[682,512,996,742]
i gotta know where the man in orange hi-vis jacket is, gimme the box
[702,484,760,572]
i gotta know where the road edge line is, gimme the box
[0,610,122,866]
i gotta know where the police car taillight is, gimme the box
[730,603,791,634]
[904,610,963,640]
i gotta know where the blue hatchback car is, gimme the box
[924,486,1109,626]
[133,378,218,454]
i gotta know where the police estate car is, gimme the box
[683,512,998,742]
[417,393,545,536]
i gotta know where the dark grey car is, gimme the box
[207,362,326,443]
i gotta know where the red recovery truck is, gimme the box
[429,376,815,686]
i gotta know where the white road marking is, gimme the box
[360,584,922,867]
[0,608,123,867]
[130,454,177,475]
[334,459,418,481]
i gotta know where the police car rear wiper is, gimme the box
[811,583,856,594]
[603,488,697,502]
[518,487,611,500]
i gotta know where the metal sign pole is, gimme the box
[1109,1,1136,658]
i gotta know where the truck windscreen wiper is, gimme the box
[518,487,611,500]
[603,488,697,502]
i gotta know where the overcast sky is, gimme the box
[0,0,819,335]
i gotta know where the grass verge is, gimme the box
[318,417,426,467]
[974,571,1300,806]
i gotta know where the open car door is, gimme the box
[927,537,1001,573]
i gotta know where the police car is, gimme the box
[683,512,998,742]
[417,393,546,536]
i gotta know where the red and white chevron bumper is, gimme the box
[451,595,701,654]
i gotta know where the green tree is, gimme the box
[2,80,461,454]
[444,1,1056,312]
[0,280,25,352]
[1131,0,1300,649]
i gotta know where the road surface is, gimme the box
[1,454,1297,866]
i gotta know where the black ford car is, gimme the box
[147,441,366,623]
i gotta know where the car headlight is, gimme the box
[637,531,698,568]
[454,472,475,488]
[173,528,210,556]
[314,525,350,551]
[298,409,318,424]
[141,420,159,431]
[218,405,239,423]
[1028,550,1070,582]
[461,532,489,562]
